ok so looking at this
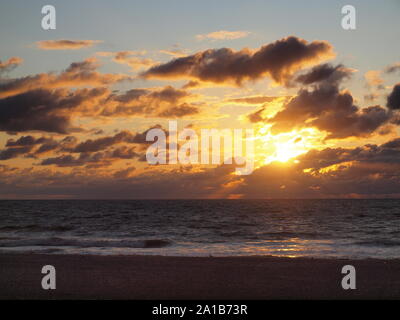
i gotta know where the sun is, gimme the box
[255,125,326,165]
[273,140,305,162]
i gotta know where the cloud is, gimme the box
[0,87,108,133]
[3,136,400,198]
[159,49,187,58]
[98,51,157,71]
[269,85,392,139]
[71,131,134,153]
[36,40,102,50]
[6,135,51,147]
[295,63,354,86]
[387,84,400,110]
[40,144,141,167]
[0,58,129,99]
[364,70,384,89]
[142,36,334,86]
[295,142,400,171]
[196,30,250,41]
[0,57,23,74]
[4,137,400,198]
[364,92,380,103]
[247,107,266,123]
[384,62,400,74]
[114,166,136,179]
[262,65,393,139]
[101,85,201,118]
[0,146,33,160]
[224,95,283,105]
[40,154,99,167]
[0,135,55,160]
[0,63,199,133]
[0,126,158,163]
[234,138,400,198]
[0,162,238,198]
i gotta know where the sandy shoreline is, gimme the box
[1,253,400,299]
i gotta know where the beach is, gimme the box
[1,253,400,299]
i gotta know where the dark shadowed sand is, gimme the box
[1,253,400,299]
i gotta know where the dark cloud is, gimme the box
[70,126,165,154]
[6,135,57,158]
[0,85,197,134]
[268,78,392,139]
[40,154,90,167]
[6,135,51,147]
[0,58,201,131]
[0,87,107,133]
[72,131,133,153]
[225,95,282,105]
[0,135,78,160]
[142,36,333,85]
[40,151,115,167]
[381,138,400,149]
[387,84,400,110]
[294,64,353,85]
[0,125,160,165]
[40,145,140,167]
[0,146,33,160]
[108,146,140,159]
[35,141,59,155]
[294,138,400,175]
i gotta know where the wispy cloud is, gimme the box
[97,51,157,71]
[196,30,250,41]
[0,57,23,74]
[36,39,102,50]
[159,49,188,58]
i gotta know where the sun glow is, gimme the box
[255,125,326,165]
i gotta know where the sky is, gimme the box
[0,0,399,199]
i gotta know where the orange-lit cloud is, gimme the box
[0,58,129,99]
[36,39,102,50]
[98,51,157,71]
[196,30,250,41]
[0,57,23,74]
[364,70,384,88]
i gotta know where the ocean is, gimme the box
[0,199,399,259]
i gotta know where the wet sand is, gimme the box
[1,253,400,299]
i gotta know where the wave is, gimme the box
[0,225,73,232]
[354,240,400,247]
[0,237,172,249]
